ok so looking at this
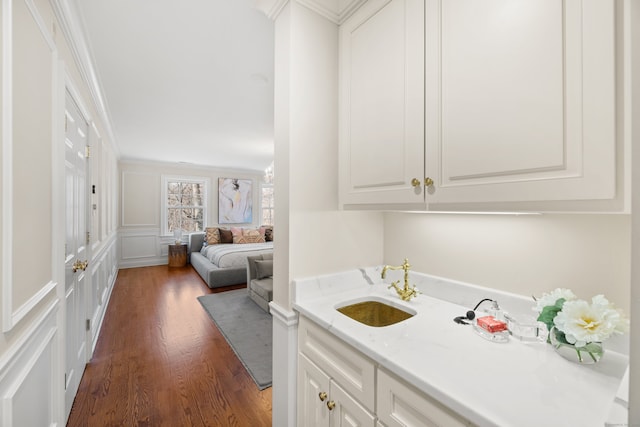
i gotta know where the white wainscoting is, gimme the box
[89,236,118,353]
[119,228,183,268]
[0,235,117,427]
[0,300,59,427]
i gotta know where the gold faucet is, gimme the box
[381,258,420,301]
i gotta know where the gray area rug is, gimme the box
[197,290,272,390]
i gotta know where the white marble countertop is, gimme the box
[292,267,629,427]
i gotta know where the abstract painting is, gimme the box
[218,178,253,224]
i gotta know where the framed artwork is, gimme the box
[218,178,253,224]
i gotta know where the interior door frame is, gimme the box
[57,64,94,421]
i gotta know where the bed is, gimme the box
[188,231,273,288]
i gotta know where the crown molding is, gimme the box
[49,0,120,158]
[254,0,289,20]
[255,0,366,23]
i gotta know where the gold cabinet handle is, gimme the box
[326,400,336,411]
[318,391,327,402]
[424,177,434,187]
[411,178,421,187]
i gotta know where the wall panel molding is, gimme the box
[87,236,117,354]
[2,0,58,332]
[0,299,59,427]
[120,171,158,227]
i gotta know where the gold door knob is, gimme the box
[326,401,336,411]
[424,177,434,187]
[72,259,88,273]
[411,178,421,187]
[318,392,327,402]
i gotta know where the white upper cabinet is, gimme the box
[339,0,425,207]
[339,0,622,211]
[426,0,616,207]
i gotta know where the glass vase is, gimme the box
[549,327,603,364]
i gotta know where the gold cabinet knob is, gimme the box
[411,178,421,187]
[326,400,336,411]
[424,177,434,187]
[318,391,327,402]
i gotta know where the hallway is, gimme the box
[67,266,272,426]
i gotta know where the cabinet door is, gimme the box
[339,0,425,207]
[330,381,376,427]
[298,354,331,427]
[298,317,375,409]
[425,0,616,206]
[299,353,376,427]
[377,368,471,427]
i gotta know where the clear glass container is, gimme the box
[473,321,510,343]
[505,314,546,342]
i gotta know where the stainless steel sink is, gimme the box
[336,299,415,327]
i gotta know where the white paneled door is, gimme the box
[64,89,89,417]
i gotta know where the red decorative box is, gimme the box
[476,316,508,333]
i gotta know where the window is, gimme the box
[162,176,208,235]
[261,183,274,226]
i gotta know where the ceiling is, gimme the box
[71,0,275,172]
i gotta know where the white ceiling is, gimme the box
[72,0,275,172]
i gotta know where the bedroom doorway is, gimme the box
[63,88,90,418]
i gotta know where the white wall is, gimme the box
[268,3,383,426]
[287,3,383,286]
[0,0,119,425]
[628,0,640,422]
[272,2,384,310]
[384,213,631,312]
[118,160,266,267]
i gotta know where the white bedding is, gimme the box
[202,242,273,268]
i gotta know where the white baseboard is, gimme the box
[269,301,299,427]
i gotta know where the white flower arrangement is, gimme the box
[535,288,629,348]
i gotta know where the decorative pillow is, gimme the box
[219,228,233,243]
[232,227,266,244]
[255,259,273,279]
[264,226,273,242]
[200,240,208,254]
[205,227,220,245]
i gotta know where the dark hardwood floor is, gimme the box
[67,265,272,427]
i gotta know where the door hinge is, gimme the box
[64,373,67,389]
[86,231,90,244]
[86,319,91,331]
[85,145,90,158]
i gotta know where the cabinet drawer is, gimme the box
[298,316,375,410]
[377,368,471,427]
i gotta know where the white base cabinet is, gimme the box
[298,354,376,427]
[377,368,473,427]
[298,317,376,426]
[297,316,473,427]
